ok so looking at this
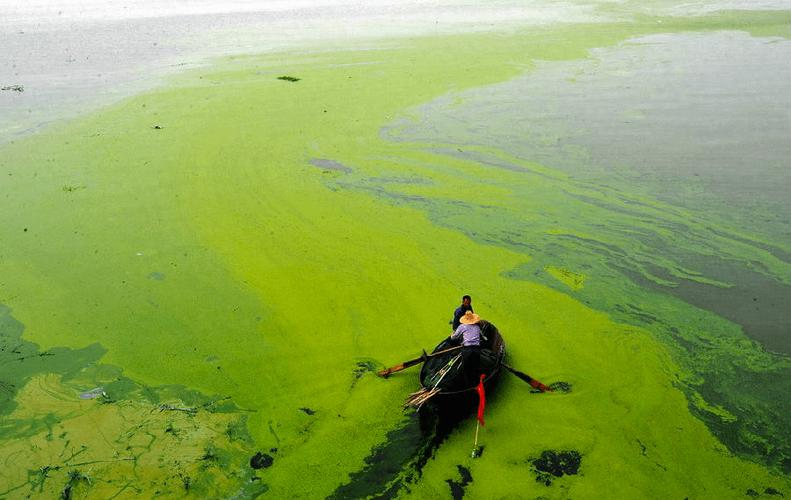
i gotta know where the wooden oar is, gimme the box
[503,363,553,392]
[378,345,464,378]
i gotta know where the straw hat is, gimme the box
[459,311,481,325]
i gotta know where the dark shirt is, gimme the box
[452,304,474,330]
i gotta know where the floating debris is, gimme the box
[2,84,24,92]
[299,407,316,415]
[276,76,300,82]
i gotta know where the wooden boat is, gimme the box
[405,320,505,409]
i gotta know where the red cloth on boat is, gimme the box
[476,374,486,426]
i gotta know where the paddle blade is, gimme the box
[377,353,428,378]
[377,364,404,378]
[504,364,552,392]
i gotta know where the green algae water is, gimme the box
[2,5,790,499]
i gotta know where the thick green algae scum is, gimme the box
[2,11,791,499]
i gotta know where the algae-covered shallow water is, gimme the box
[1,1,790,498]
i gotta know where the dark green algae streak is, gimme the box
[1,8,791,499]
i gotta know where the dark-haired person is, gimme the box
[451,295,473,331]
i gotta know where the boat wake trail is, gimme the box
[328,407,465,499]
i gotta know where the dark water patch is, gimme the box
[249,452,274,469]
[309,158,352,173]
[299,407,315,415]
[540,225,791,357]
[626,258,791,356]
[445,465,473,500]
[530,450,582,486]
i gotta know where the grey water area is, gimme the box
[384,30,791,355]
[0,0,602,146]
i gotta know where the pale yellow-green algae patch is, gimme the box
[1,12,790,499]
[0,374,256,498]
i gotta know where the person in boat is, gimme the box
[450,295,474,331]
[450,310,482,384]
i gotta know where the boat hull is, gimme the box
[417,320,505,412]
